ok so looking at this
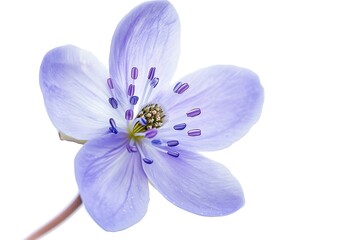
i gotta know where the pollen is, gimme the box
[136,104,165,131]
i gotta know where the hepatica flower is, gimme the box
[39,0,263,232]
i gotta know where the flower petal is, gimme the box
[109,1,180,103]
[155,65,264,151]
[75,132,149,231]
[141,144,244,216]
[40,45,122,140]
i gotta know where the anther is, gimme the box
[130,96,139,105]
[173,82,182,93]
[151,139,162,145]
[109,118,118,134]
[139,117,147,126]
[167,151,180,158]
[125,109,134,120]
[109,118,117,128]
[173,123,187,130]
[126,144,138,153]
[109,127,118,134]
[128,84,135,96]
[150,77,159,88]
[145,128,158,139]
[177,83,189,94]
[131,67,138,80]
[136,143,154,164]
[187,129,201,136]
[126,145,132,153]
[136,103,165,130]
[147,67,156,80]
[167,140,179,147]
[107,78,114,89]
[143,157,154,164]
[108,97,118,109]
[186,108,201,117]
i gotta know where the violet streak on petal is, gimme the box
[155,65,264,151]
[75,133,149,231]
[39,45,116,140]
[141,146,244,216]
[40,0,263,233]
[109,1,180,100]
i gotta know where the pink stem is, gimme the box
[25,194,82,240]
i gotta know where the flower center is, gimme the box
[105,66,202,164]
[136,103,165,131]
[127,103,165,142]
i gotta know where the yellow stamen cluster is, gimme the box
[136,103,165,131]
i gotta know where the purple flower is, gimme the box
[39,0,264,232]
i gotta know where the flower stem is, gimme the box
[25,194,82,240]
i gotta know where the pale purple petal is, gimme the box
[141,144,244,216]
[40,45,123,140]
[75,132,149,231]
[155,65,264,151]
[109,1,180,104]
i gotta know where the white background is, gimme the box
[1,0,359,239]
